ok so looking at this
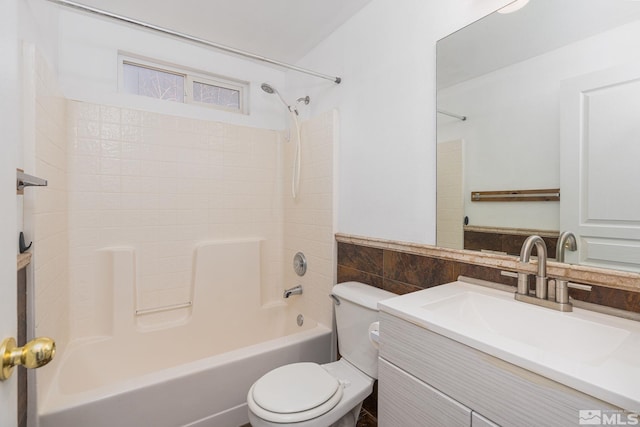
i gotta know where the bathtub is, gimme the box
[38,312,331,427]
[38,240,333,427]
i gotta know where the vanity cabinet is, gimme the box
[379,358,497,426]
[378,311,620,427]
[378,358,471,426]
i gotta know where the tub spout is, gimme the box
[283,285,303,299]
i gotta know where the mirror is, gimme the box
[436,0,640,272]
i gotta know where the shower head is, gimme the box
[260,83,298,116]
[261,82,296,114]
[261,83,276,94]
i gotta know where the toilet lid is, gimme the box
[250,362,343,422]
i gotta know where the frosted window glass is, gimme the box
[193,81,240,109]
[123,63,185,102]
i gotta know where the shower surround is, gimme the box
[27,49,337,423]
[65,100,336,333]
[66,101,286,334]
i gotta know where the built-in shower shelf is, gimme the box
[135,301,193,316]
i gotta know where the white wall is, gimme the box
[56,9,288,130]
[22,0,59,68]
[287,0,511,245]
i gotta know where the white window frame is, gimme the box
[118,53,249,114]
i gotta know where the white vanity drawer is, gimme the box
[379,311,620,426]
[378,358,471,427]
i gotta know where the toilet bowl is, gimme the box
[247,282,395,427]
[247,359,373,427]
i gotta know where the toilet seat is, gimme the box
[248,362,344,423]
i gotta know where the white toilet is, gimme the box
[247,281,395,427]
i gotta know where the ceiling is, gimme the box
[437,0,640,89]
[68,0,373,64]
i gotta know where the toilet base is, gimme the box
[330,402,363,427]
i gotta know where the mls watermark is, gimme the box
[579,410,640,426]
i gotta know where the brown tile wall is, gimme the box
[337,241,640,312]
[337,240,640,425]
[337,241,519,295]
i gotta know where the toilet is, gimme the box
[247,281,395,427]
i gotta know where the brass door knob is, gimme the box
[1,337,56,381]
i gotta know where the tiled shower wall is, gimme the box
[283,110,336,327]
[66,101,286,337]
[24,46,70,357]
[66,101,337,338]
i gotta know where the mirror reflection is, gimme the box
[436,0,640,272]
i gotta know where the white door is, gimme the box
[1,157,19,427]
[1,0,20,423]
[1,99,19,427]
[560,62,640,271]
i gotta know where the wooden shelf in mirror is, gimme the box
[471,189,560,202]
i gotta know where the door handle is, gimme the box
[1,337,56,381]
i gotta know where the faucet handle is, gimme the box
[547,279,558,301]
[517,272,529,295]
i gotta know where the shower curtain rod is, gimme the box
[437,109,467,121]
[46,0,342,84]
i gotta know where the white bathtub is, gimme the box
[38,313,331,427]
[38,240,333,427]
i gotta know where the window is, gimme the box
[190,79,241,111]
[122,62,185,102]
[120,55,247,114]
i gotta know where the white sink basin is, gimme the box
[379,279,640,411]
[422,290,630,365]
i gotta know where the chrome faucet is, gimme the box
[283,285,303,299]
[517,235,548,299]
[515,235,572,312]
[556,231,577,263]
[555,231,577,304]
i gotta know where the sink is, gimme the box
[379,279,640,411]
[422,290,630,365]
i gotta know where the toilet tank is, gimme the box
[332,282,396,379]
